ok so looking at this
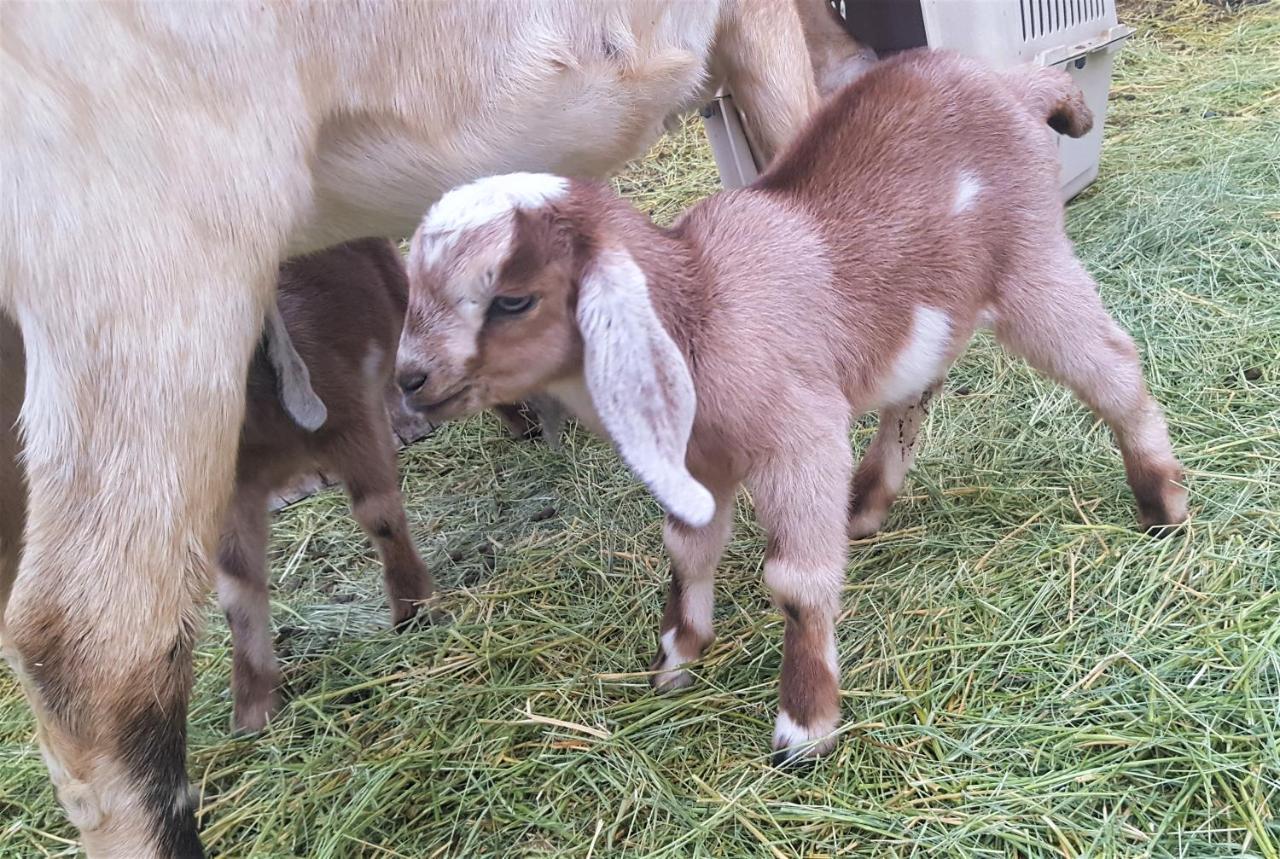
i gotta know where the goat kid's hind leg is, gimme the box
[993,253,1188,532]
[650,484,737,692]
[328,408,434,627]
[4,266,266,858]
[749,432,852,765]
[848,383,942,539]
[216,483,279,734]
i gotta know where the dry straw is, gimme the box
[2,1,1277,855]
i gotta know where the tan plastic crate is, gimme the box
[704,0,1133,200]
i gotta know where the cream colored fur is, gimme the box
[0,2,824,855]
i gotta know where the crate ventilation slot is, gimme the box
[1021,0,1107,41]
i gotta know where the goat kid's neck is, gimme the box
[570,189,706,366]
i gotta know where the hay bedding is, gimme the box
[2,1,1278,855]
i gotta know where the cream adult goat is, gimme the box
[0,2,828,855]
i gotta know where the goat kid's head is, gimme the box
[396,173,714,527]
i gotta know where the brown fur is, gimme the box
[397,50,1189,763]
[219,238,433,733]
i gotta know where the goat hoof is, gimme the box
[648,639,700,691]
[393,604,446,632]
[1142,520,1186,539]
[650,667,696,692]
[770,747,821,770]
[847,510,887,540]
[1138,501,1189,538]
[771,712,838,766]
[231,696,279,736]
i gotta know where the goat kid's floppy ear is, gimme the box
[266,301,327,431]
[576,247,715,528]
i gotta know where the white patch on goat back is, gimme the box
[877,306,952,407]
[417,172,568,269]
[952,171,983,215]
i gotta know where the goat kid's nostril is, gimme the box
[397,369,428,395]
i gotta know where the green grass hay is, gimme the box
[2,1,1277,855]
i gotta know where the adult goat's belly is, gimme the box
[298,50,709,252]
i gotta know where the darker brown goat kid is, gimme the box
[394,50,1189,764]
[220,238,433,733]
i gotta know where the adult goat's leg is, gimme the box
[718,1,819,164]
[2,265,266,857]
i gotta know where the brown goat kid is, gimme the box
[222,238,432,733]
[393,50,1189,764]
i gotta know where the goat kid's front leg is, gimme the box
[750,434,851,765]
[848,383,942,539]
[491,395,567,450]
[327,413,434,627]
[650,487,736,691]
[216,484,279,734]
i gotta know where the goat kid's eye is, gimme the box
[488,295,536,317]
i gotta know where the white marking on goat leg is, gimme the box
[652,628,695,690]
[772,710,839,760]
[41,744,104,831]
[825,635,840,681]
[218,575,275,676]
[217,572,279,731]
[877,306,952,407]
[952,171,983,214]
[174,782,200,816]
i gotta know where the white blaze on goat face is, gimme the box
[401,173,570,377]
[416,172,569,271]
[952,171,983,214]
